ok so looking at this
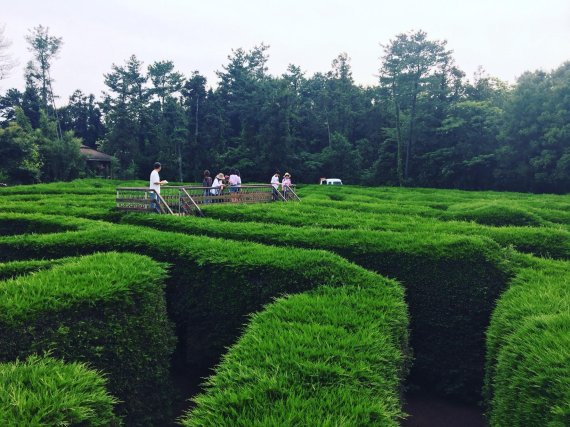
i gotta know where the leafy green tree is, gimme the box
[59,90,104,148]
[0,107,41,183]
[25,25,62,112]
[318,132,361,183]
[100,55,149,177]
[380,30,454,185]
[180,71,210,180]
[38,110,84,181]
[148,60,184,110]
[424,100,503,188]
[21,62,42,129]
[0,88,22,124]
[496,62,570,193]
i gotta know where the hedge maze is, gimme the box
[0,179,568,426]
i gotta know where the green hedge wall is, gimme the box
[485,256,570,426]
[442,201,546,227]
[0,199,122,222]
[491,314,570,427]
[0,214,410,413]
[0,252,176,426]
[183,282,407,426]
[0,354,120,426]
[0,258,65,280]
[0,218,405,362]
[121,213,512,402]
[0,212,86,235]
[200,202,570,259]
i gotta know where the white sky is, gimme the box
[2,0,570,102]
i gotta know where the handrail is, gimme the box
[154,190,173,215]
[284,186,301,202]
[180,187,203,217]
[275,187,287,201]
[116,184,299,216]
[163,184,278,191]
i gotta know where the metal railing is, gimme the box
[116,184,299,215]
[115,187,174,215]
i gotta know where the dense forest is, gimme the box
[1,25,569,193]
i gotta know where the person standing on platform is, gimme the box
[211,172,225,202]
[229,169,241,202]
[202,170,213,204]
[282,172,292,199]
[271,171,280,201]
[149,162,168,213]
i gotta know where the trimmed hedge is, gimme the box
[183,283,407,426]
[0,212,100,234]
[0,214,410,418]
[0,198,122,222]
[485,256,570,426]
[442,201,546,227]
[0,217,406,360]
[200,202,570,259]
[0,178,125,195]
[491,314,570,427]
[0,212,86,235]
[0,354,120,426]
[0,258,66,280]
[0,252,176,425]
[121,213,512,402]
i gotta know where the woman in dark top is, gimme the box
[202,170,213,203]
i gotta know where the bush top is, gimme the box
[0,354,120,426]
[0,252,166,324]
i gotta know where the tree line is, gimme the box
[1,25,569,193]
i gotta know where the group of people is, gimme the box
[149,162,293,211]
[271,171,293,200]
[202,169,242,202]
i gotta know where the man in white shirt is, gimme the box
[149,162,167,213]
[271,171,280,201]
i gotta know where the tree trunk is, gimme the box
[405,78,419,180]
[392,80,404,186]
[195,97,199,142]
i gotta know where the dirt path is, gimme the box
[402,393,486,427]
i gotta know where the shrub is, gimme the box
[121,213,512,402]
[490,314,570,427]
[0,354,120,426]
[443,201,545,227]
[0,252,176,425]
[0,212,86,235]
[485,257,570,426]
[0,258,67,280]
[183,282,408,426]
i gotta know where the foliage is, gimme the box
[0,179,569,425]
[0,258,67,280]
[0,252,176,425]
[2,29,570,192]
[122,208,512,402]
[490,314,570,427]
[0,108,42,183]
[485,257,570,426]
[183,283,407,426]
[0,354,120,426]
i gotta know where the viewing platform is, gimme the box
[116,184,300,216]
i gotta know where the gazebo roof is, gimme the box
[80,145,113,162]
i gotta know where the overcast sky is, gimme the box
[2,0,570,102]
